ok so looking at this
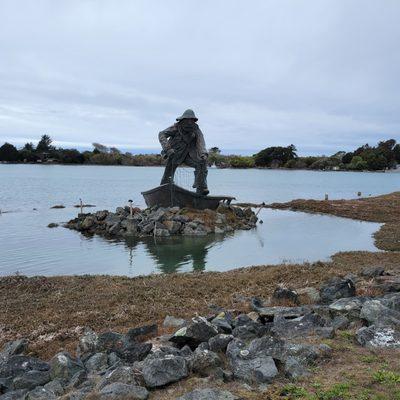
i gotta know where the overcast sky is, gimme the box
[0,1,399,155]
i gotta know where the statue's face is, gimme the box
[179,118,197,132]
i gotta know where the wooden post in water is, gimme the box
[254,202,265,224]
[255,202,265,217]
[128,199,133,218]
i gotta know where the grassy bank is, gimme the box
[1,252,400,359]
[1,252,400,399]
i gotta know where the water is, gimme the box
[1,164,397,277]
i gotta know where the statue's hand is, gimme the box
[166,148,175,157]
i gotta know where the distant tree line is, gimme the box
[0,135,163,166]
[0,135,399,171]
[208,140,400,171]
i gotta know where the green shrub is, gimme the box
[373,369,400,384]
[280,384,309,398]
[228,155,255,168]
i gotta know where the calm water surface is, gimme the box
[1,164,397,276]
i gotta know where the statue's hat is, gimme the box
[176,109,198,121]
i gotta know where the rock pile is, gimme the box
[1,267,400,399]
[65,204,258,238]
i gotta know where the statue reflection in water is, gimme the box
[124,234,228,274]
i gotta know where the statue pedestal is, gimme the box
[141,183,235,210]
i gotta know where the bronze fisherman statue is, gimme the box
[159,109,209,195]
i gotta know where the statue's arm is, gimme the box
[158,125,177,151]
[196,128,208,158]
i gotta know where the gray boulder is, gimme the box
[319,277,356,303]
[107,352,122,367]
[94,331,152,363]
[361,266,385,278]
[0,389,28,399]
[145,346,182,361]
[210,313,233,333]
[99,383,149,400]
[95,210,108,221]
[0,340,28,363]
[232,322,269,341]
[191,349,222,376]
[283,343,332,378]
[297,287,320,303]
[233,314,255,326]
[148,208,166,222]
[97,366,139,390]
[360,300,400,326]
[251,298,311,319]
[141,355,188,388]
[25,386,56,400]
[283,356,309,379]
[208,334,233,353]
[49,353,84,381]
[331,315,350,330]
[0,356,50,380]
[182,225,207,236]
[65,388,92,400]
[81,217,95,230]
[77,328,98,360]
[176,388,239,400]
[12,370,51,391]
[126,324,157,342]
[104,214,121,228]
[373,276,400,294]
[179,346,193,359]
[226,338,280,384]
[170,317,218,348]
[85,352,108,372]
[154,228,170,237]
[140,223,154,235]
[356,325,400,348]
[272,313,328,339]
[123,220,139,236]
[68,370,88,389]
[329,297,367,320]
[163,316,187,329]
[173,215,190,223]
[108,223,121,235]
[271,287,299,305]
[0,377,11,394]
[163,220,182,234]
[43,379,64,396]
[380,293,400,312]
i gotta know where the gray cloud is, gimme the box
[0,0,399,155]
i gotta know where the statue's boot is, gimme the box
[196,187,209,196]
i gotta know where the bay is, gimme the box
[1,164,396,276]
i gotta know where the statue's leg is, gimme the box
[196,160,209,194]
[160,158,178,185]
[185,157,208,194]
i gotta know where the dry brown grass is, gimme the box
[1,251,400,360]
[268,191,400,223]
[268,191,400,252]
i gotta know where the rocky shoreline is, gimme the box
[1,266,400,399]
[64,204,258,238]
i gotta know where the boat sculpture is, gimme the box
[142,183,235,210]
